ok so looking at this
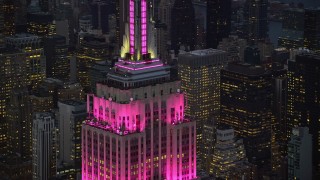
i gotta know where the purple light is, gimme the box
[116,63,163,71]
[118,58,160,64]
[129,0,135,55]
[141,0,147,54]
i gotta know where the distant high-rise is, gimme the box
[90,1,114,34]
[157,0,174,59]
[27,12,56,37]
[217,35,248,62]
[2,88,33,179]
[171,0,196,53]
[5,34,46,89]
[304,9,320,51]
[206,0,232,48]
[0,0,15,36]
[178,49,229,172]
[77,35,110,92]
[247,0,268,42]
[220,62,272,169]
[287,53,320,177]
[278,8,305,49]
[32,113,57,180]
[57,100,86,179]
[27,0,55,37]
[43,35,70,81]
[288,127,312,180]
[0,48,26,155]
[6,88,32,159]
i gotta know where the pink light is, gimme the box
[118,58,160,64]
[141,0,147,55]
[129,0,135,55]
[116,63,163,71]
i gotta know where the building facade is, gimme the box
[287,53,320,177]
[0,48,27,155]
[32,113,57,180]
[288,127,312,180]
[220,62,272,169]
[82,0,197,179]
[178,49,228,172]
[171,0,196,53]
[247,0,268,41]
[57,100,86,179]
[5,34,47,89]
[210,126,253,179]
[206,0,232,48]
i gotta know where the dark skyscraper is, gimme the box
[248,0,268,42]
[206,0,232,48]
[0,0,16,36]
[220,62,272,170]
[171,0,195,53]
[287,53,320,178]
[304,9,320,51]
[44,35,70,81]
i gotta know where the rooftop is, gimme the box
[60,100,85,106]
[187,48,226,56]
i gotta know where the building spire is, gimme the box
[120,0,156,61]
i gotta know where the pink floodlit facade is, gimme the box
[82,91,196,180]
[82,0,196,178]
[127,0,149,57]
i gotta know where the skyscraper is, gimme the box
[57,100,86,179]
[5,34,46,89]
[287,53,320,177]
[77,35,110,92]
[0,0,15,36]
[178,49,228,172]
[27,0,55,38]
[288,127,312,180]
[32,113,57,180]
[304,9,320,51]
[6,88,32,159]
[247,0,268,42]
[278,8,305,49]
[81,0,197,179]
[171,0,196,53]
[220,62,272,170]
[206,0,232,48]
[43,35,70,81]
[0,48,26,155]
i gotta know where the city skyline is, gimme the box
[0,0,320,179]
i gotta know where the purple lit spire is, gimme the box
[123,0,150,61]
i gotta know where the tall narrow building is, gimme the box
[247,0,268,42]
[0,0,15,36]
[0,48,27,155]
[178,49,228,172]
[57,100,86,179]
[206,0,232,48]
[5,34,46,89]
[287,53,320,178]
[171,0,196,53]
[32,113,57,180]
[220,62,272,170]
[288,127,312,180]
[304,9,320,51]
[82,0,197,179]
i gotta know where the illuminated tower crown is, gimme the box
[120,0,157,61]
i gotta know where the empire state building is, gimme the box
[81,0,197,179]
